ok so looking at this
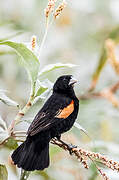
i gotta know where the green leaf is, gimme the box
[0,90,19,107]
[35,81,48,97]
[0,41,40,88]
[35,86,48,97]
[5,138,18,150]
[20,169,30,180]
[0,164,8,180]
[38,63,77,77]
[35,79,53,97]
[0,50,15,56]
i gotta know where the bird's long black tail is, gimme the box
[11,134,50,171]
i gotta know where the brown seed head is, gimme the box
[45,0,56,18]
[54,0,66,18]
[31,35,36,51]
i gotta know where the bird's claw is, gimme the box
[67,144,77,155]
[55,137,77,155]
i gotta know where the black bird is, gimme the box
[12,75,79,171]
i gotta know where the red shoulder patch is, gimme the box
[55,100,74,119]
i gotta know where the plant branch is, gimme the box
[8,94,35,134]
[38,26,48,56]
[105,39,119,75]
[89,156,109,180]
[80,80,119,107]
[110,81,119,93]
[51,139,119,180]
[38,18,53,58]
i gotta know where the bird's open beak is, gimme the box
[69,77,78,86]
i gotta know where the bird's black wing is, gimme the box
[27,94,74,136]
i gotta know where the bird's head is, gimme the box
[53,75,78,96]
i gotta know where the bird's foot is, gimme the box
[56,138,77,155]
[67,144,77,155]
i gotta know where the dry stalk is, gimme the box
[80,80,119,107]
[97,81,119,107]
[1,133,119,180]
[51,138,119,180]
[105,39,119,75]
[96,166,109,180]
[89,156,109,180]
[88,38,119,92]
[110,81,119,93]
[100,88,119,107]
[51,139,89,169]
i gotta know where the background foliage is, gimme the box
[0,0,119,179]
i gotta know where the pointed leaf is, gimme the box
[0,41,40,87]
[35,79,53,97]
[0,116,9,144]
[36,86,48,97]
[0,115,7,131]
[0,90,19,107]
[38,63,77,77]
[35,81,48,97]
[74,122,91,140]
[0,164,8,180]
[38,88,52,100]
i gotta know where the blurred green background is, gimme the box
[0,0,119,179]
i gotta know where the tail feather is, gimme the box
[11,136,50,171]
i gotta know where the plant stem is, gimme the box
[38,26,48,57]
[8,94,35,134]
[38,18,53,58]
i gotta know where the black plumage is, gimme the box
[12,75,79,171]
